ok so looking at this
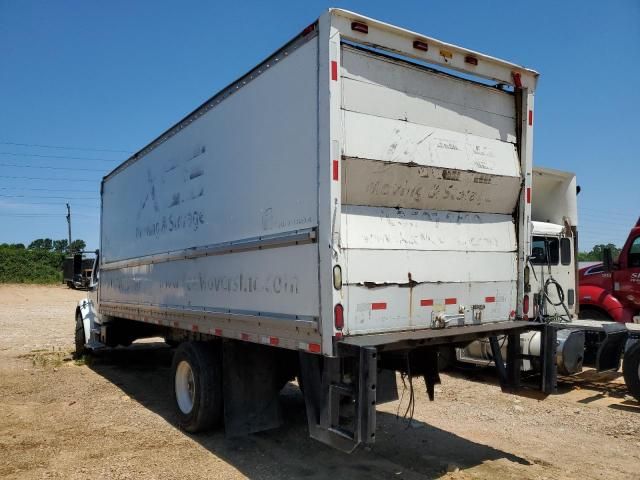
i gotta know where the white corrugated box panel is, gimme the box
[101,40,319,264]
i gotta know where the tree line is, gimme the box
[577,243,621,262]
[0,238,88,284]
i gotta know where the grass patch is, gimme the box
[20,347,74,369]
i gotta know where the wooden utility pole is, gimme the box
[66,203,72,249]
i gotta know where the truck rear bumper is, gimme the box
[338,320,538,353]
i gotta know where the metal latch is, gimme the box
[431,312,465,329]
[472,304,485,322]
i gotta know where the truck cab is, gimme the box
[579,219,640,323]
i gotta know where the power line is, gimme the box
[0,151,119,162]
[0,213,97,218]
[0,200,99,207]
[0,162,106,172]
[0,186,98,193]
[0,194,98,200]
[0,141,132,154]
[0,175,98,182]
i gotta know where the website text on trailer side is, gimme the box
[75,9,555,452]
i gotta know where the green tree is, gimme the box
[69,239,86,253]
[577,243,621,262]
[53,239,69,253]
[28,238,54,250]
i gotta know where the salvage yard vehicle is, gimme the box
[455,167,640,400]
[76,9,562,451]
[62,252,95,289]
[579,218,640,324]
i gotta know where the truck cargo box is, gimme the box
[96,8,537,356]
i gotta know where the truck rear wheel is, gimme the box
[171,341,223,432]
[623,342,640,402]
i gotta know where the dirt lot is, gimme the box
[1,284,639,479]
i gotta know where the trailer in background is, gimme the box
[63,253,95,290]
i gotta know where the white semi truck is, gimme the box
[75,9,558,451]
[455,167,640,399]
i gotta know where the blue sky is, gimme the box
[1,0,638,251]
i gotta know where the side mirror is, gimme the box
[602,247,613,272]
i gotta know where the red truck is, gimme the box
[579,218,640,324]
[578,218,640,400]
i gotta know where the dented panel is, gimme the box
[341,46,517,143]
[343,250,517,284]
[343,111,520,177]
[342,158,521,214]
[344,281,516,334]
[341,205,516,252]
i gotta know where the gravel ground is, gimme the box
[0,284,639,479]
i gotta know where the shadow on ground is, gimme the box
[88,343,531,479]
[445,362,637,404]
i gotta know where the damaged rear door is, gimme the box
[339,44,521,335]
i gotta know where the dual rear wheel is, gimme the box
[171,342,223,432]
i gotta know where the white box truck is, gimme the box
[76,9,555,451]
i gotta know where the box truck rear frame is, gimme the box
[76,9,554,452]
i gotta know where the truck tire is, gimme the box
[623,342,640,402]
[74,312,86,357]
[171,341,223,432]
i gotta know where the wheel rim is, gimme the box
[175,360,196,414]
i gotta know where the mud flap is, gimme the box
[408,347,441,400]
[596,322,627,372]
[222,341,283,437]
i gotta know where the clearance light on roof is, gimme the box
[465,55,478,66]
[440,49,453,59]
[413,40,429,51]
[351,21,368,34]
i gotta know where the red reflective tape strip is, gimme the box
[332,159,339,181]
[214,328,222,336]
[485,296,496,303]
[269,336,279,346]
[528,110,533,126]
[334,332,343,340]
[420,299,434,306]
[445,298,457,305]
[241,333,249,341]
[191,324,199,332]
[371,302,387,310]
[308,343,321,353]
[526,187,531,204]
[331,61,338,81]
